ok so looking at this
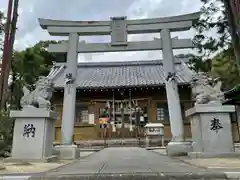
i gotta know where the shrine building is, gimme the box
[48,58,193,143]
[47,59,240,145]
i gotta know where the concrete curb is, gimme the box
[79,148,102,152]
[145,146,166,150]
[27,172,240,180]
[1,172,240,179]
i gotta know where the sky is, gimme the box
[0,0,203,62]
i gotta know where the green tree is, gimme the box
[194,0,240,63]
[191,0,240,90]
[176,53,212,72]
[10,40,58,110]
[0,11,11,157]
[211,48,240,90]
[0,109,13,157]
[194,0,230,57]
[33,40,59,76]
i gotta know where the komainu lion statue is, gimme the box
[191,72,225,105]
[20,77,54,109]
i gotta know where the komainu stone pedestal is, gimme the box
[54,145,79,160]
[7,107,57,162]
[186,105,236,158]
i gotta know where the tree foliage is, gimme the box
[10,40,58,109]
[0,10,5,51]
[0,109,13,157]
[210,48,240,90]
[191,0,240,90]
[193,0,230,56]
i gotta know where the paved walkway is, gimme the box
[3,147,240,179]
[44,147,209,176]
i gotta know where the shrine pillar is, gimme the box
[61,32,79,145]
[161,28,192,156]
[55,33,80,160]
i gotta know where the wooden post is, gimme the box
[112,91,116,138]
[0,0,13,110]
[129,90,133,137]
[2,0,19,110]
[147,99,151,123]
[108,101,112,140]
[104,127,107,147]
[121,102,124,140]
[135,104,138,138]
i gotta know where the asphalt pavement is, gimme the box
[3,147,239,179]
[44,147,208,175]
[29,147,227,179]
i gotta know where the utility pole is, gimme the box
[0,0,19,110]
[0,0,13,111]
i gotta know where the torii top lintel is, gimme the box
[38,12,200,36]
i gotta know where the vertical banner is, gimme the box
[230,0,240,36]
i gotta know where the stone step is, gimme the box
[75,138,168,148]
[1,175,31,179]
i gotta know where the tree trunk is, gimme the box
[223,0,240,71]
[1,0,19,110]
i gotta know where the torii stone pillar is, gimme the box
[161,29,192,156]
[54,33,79,160]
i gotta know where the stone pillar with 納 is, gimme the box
[7,77,58,162]
[186,72,238,158]
[54,33,79,160]
[161,29,192,156]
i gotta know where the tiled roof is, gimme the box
[48,59,193,89]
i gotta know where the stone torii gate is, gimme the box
[39,12,200,158]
